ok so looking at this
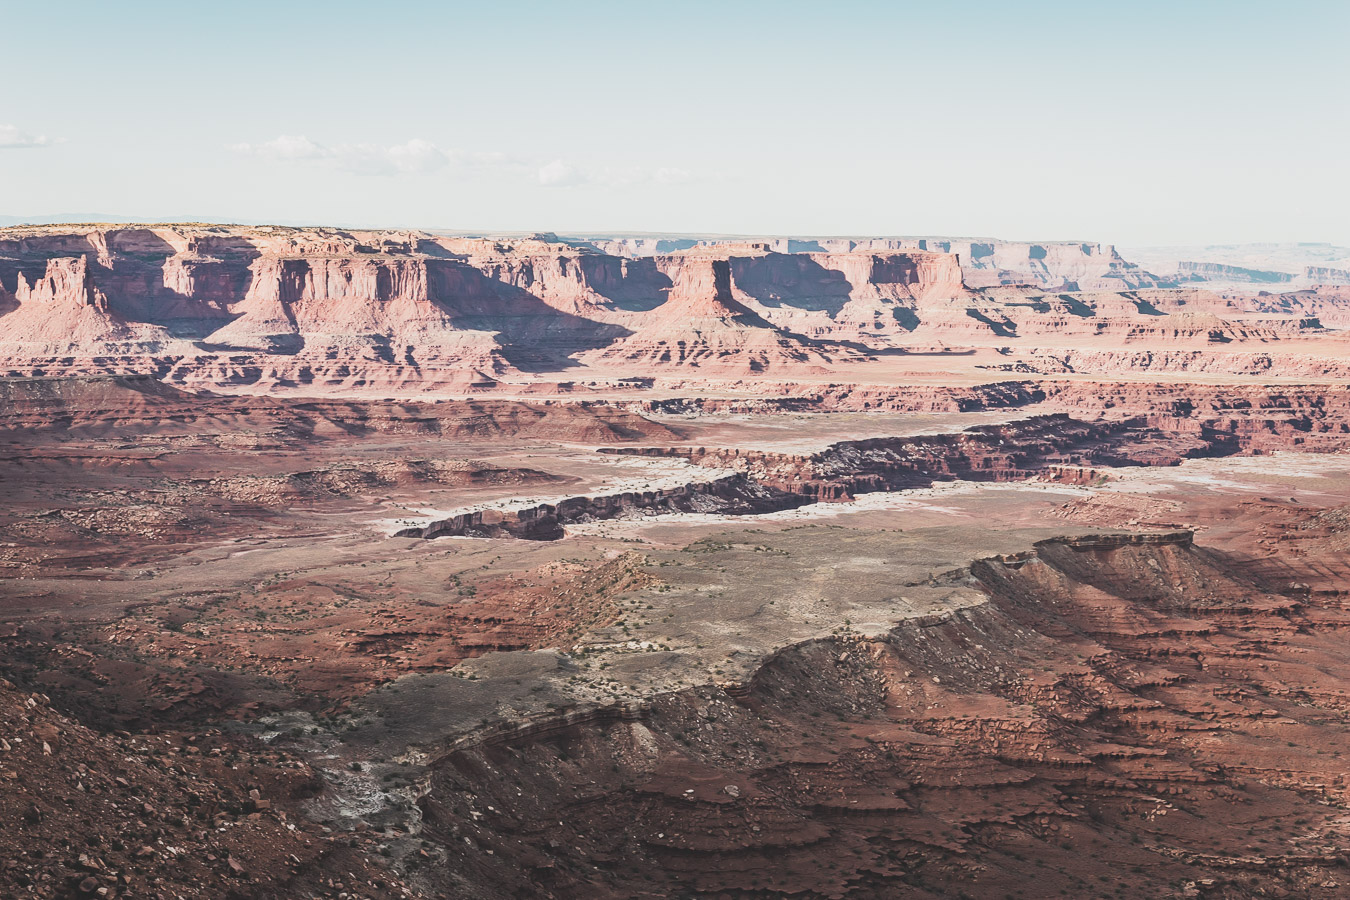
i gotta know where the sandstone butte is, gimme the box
[3,223,1348,396]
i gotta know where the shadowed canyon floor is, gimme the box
[4,226,1350,899]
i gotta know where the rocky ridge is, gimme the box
[405,384,1350,540]
[3,224,1344,391]
[398,527,1350,898]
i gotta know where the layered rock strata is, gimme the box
[4,224,1341,390]
[405,529,1350,898]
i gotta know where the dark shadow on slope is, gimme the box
[728,254,854,315]
[426,260,635,372]
[572,255,673,313]
[1058,293,1097,317]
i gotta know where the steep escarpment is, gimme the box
[580,256,856,373]
[7,223,1339,392]
[1304,266,1350,285]
[0,375,679,442]
[1039,381,1350,451]
[405,530,1350,898]
[914,239,1170,290]
[406,402,1350,542]
[1259,285,1350,328]
[606,394,1350,505]
[722,249,971,343]
[1177,261,1296,285]
[1,255,171,348]
[0,226,969,385]
[388,383,1350,543]
[584,235,1169,291]
[396,473,806,540]
[201,255,511,387]
[406,414,1175,541]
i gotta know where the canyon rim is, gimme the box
[3,2,1350,899]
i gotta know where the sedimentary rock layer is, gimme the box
[408,394,1350,540]
[406,529,1350,898]
[3,224,1344,390]
[0,375,677,442]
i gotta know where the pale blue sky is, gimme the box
[2,0,1347,244]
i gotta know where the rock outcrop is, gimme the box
[587,235,1168,291]
[2,256,169,347]
[1304,265,1350,284]
[911,238,1169,290]
[406,391,1350,541]
[0,374,679,443]
[407,527,1350,898]
[581,256,857,373]
[6,224,1337,392]
[0,678,412,898]
[1176,261,1297,284]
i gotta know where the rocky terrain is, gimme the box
[408,528,1350,899]
[0,678,412,899]
[4,225,1349,393]
[4,223,1350,899]
[583,236,1166,291]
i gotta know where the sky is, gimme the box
[2,0,1347,245]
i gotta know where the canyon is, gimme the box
[3,224,1350,900]
[4,225,1349,395]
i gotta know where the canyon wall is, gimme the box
[5,224,1339,391]
[1177,260,1296,284]
[406,390,1350,541]
[585,236,1169,291]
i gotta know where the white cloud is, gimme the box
[231,135,451,176]
[0,125,57,149]
[537,159,585,187]
[234,137,697,189]
[335,139,451,176]
[383,139,449,175]
[654,167,693,185]
[236,134,330,161]
[537,160,700,190]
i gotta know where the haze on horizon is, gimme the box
[2,0,1346,247]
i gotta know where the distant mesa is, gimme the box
[1,223,1346,392]
[1176,261,1296,285]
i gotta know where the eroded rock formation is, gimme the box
[408,529,1350,898]
[4,224,1342,390]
